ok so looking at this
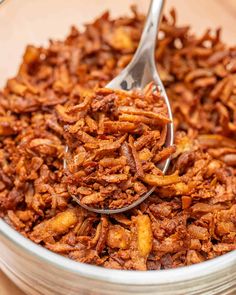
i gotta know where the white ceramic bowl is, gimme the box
[0,1,236,294]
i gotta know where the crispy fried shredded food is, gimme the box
[64,85,171,209]
[0,7,236,270]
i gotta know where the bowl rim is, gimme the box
[1,219,236,285]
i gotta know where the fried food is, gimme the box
[0,7,236,270]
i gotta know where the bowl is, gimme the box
[0,1,236,294]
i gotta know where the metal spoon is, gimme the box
[66,0,174,214]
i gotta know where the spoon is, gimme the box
[66,0,174,214]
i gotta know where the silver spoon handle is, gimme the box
[131,0,164,64]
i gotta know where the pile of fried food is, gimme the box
[0,7,235,270]
[65,85,174,210]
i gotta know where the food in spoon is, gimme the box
[0,8,235,270]
[64,84,175,209]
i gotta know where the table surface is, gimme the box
[0,0,235,294]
